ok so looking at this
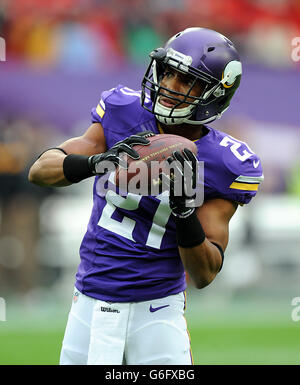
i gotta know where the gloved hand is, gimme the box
[162,148,198,218]
[88,131,155,174]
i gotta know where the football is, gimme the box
[115,133,198,195]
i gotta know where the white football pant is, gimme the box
[59,288,193,365]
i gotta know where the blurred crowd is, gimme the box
[0,118,62,296]
[1,0,300,69]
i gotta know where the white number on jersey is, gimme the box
[97,172,172,249]
[220,136,253,162]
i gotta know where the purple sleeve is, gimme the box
[91,88,118,124]
[200,130,264,205]
[221,142,264,205]
[89,85,150,150]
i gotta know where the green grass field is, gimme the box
[190,323,300,365]
[0,295,299,365]
[0,323,299,365]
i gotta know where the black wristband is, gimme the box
[174,210,206,248]
[63,154,94,183]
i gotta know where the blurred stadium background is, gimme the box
[0,0,300,365]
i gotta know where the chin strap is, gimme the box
[156,109,224,126]
[155,101,194,125]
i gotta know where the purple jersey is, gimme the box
[75,85,263,302]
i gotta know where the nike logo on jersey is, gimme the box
[149,304,170,313]
[253,160,260,168]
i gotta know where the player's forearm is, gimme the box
[174,211,223,289]
[28,150,71,187]
[179,241,222,289]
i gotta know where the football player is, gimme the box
[28,27,263,365]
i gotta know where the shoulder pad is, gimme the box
[91,85,151,124]
[218,133,263,204]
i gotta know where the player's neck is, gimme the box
[157,121,205,141]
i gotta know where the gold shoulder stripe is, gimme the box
[230,182,259,191]
[96,104,105,118]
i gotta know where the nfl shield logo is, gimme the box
[73,291,79,303]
